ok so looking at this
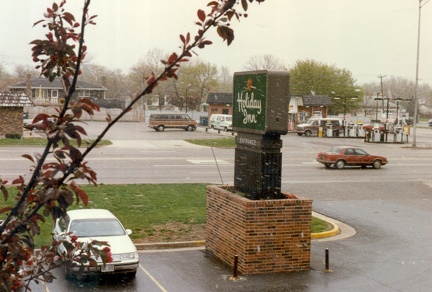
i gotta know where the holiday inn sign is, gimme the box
[233,70,290,135]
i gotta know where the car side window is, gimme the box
[58,217,68,232]
[345,148,354,155]
[355,149,367,155]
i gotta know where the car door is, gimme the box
[343,148,357,165]
[354,148,370,164]
[53,216,69,254]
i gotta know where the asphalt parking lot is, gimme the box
[21,122,432,291]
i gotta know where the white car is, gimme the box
[53,209,139,278]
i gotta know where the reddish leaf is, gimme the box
[12,176,25,185]
[69,146,83,163]
[22,154,35,163]
[71,183,89,206]
[217,25,235,45]
[0,206,11,214]
[1,185,8,202]
[197,9,206,22]
[62,12,76,26]
[242,0,248,11]
[167,53,178,64]
[73,125,87,136]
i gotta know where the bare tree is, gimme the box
[80,63,133,100]
[242,54,286,71]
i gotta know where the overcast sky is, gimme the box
[1,0,432,85]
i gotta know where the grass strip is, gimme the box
[0,137,112,147]
[3,184,329,247]
[186,137,236,148]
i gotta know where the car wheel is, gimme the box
[157,125,165,132]
[224,127,228,132]
[372,160,382,169]
[305,130,312,137]
[64,267,74,280]
[335,160,345,169]
[126,270,137,279]
[187,125,194,131]
[324,163,331,169]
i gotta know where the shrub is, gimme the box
[5,133,21,139]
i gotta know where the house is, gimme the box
[0,92,34,137]
[287,95,333,131]
[206,93,233,119]
[8,74,107,106]
[289,95,333,124]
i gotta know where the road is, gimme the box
[1,123,431,187]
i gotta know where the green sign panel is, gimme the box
[233,72,267,134]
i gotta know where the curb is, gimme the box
[135,212,344,250]
[135,240,206,250]
[311,221,340,239]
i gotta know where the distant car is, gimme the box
[403,117,414,125]
[23,117,55,131]
[148,113,197,132]
[362,123,385,132]
[428,119,432,127]
[316,146,388,169]
[53,209,139,278]
[209,114,233,131]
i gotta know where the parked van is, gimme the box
[209,114,232,131]
[296,117,342,137]
[148,113,197,132]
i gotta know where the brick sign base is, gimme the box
[206,185,312,275]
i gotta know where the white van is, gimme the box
[209,114,232,131]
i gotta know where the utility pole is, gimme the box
[413,0,430,147]
[378,75,386,113]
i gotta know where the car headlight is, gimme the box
[120,252,138,260]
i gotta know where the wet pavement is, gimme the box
[21,123,432,291]
[30,194,432,292]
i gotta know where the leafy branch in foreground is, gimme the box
[0,0,265,290]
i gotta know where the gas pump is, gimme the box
[326,122,333,137]
[357,121,364,137]
[348,121,356,137]
[394,124,403,143]
[373,123,381,142]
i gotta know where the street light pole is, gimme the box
[413,0,430,147]
[331,91,358,137]
[375,93,381,121]
[185,83,191,113]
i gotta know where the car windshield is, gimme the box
[305,119,315,125]
[70,218,126,237]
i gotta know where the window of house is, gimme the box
[51,90,58,98]
[78,90,90,97]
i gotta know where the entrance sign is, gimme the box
[233,71,289,134]
[233,70,290,200]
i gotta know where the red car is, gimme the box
[316,146,388,169]
[362,123,385,131]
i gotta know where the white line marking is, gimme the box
[139,264,167,292]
